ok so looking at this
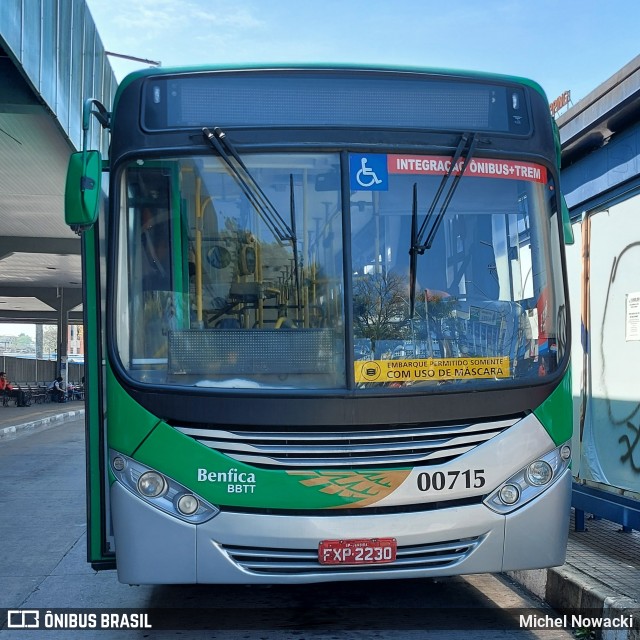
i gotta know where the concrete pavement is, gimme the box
[0,400,84,440]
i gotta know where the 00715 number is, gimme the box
[416,469,485,492]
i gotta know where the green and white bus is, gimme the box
[66,65,574,584]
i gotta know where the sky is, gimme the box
[0,324,36,338]
[84,0,640,108]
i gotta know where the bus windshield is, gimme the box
[114,151,566,391]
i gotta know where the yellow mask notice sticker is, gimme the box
[354,357,511,383]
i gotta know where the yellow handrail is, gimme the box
[195,177,203,326]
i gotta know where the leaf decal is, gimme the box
[288,469,410,507]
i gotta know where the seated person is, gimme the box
[48,376,66,403]
[0,372,28,407]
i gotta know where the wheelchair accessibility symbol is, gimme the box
[356,158,382,187]
[349,154,388,191]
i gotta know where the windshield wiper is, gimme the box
[202,127,295,243]
[409,182,419,318]
[409,132,478,317]
[203,127,303,322]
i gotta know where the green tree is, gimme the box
[353,271,408,342]
[43,326,58,356]
[15,333,34,351]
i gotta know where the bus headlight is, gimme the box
[138,471,166,498]
[110,450,219,524]
[526,460,553,486]
[176,494,199,516]
[484,441,571,514]
[499,484,520,505]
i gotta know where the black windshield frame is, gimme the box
[105,68,570,428]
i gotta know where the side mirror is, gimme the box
[65,150,102,230]
[561,196,574,245]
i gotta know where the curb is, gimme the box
[0,409,85,440]
[508,566,640,639]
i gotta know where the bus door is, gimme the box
[82,172,114,569]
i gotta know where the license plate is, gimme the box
[318,538,397,565]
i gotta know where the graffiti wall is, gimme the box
[568,195,640,496]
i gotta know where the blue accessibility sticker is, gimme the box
[349,154,388,191]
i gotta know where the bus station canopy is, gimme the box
[0,2,117,328]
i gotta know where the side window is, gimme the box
[126,166,175,362]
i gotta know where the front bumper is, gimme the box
[111,468,571,584]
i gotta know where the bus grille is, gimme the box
[222,537,482,575]
[174,418,516,469]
